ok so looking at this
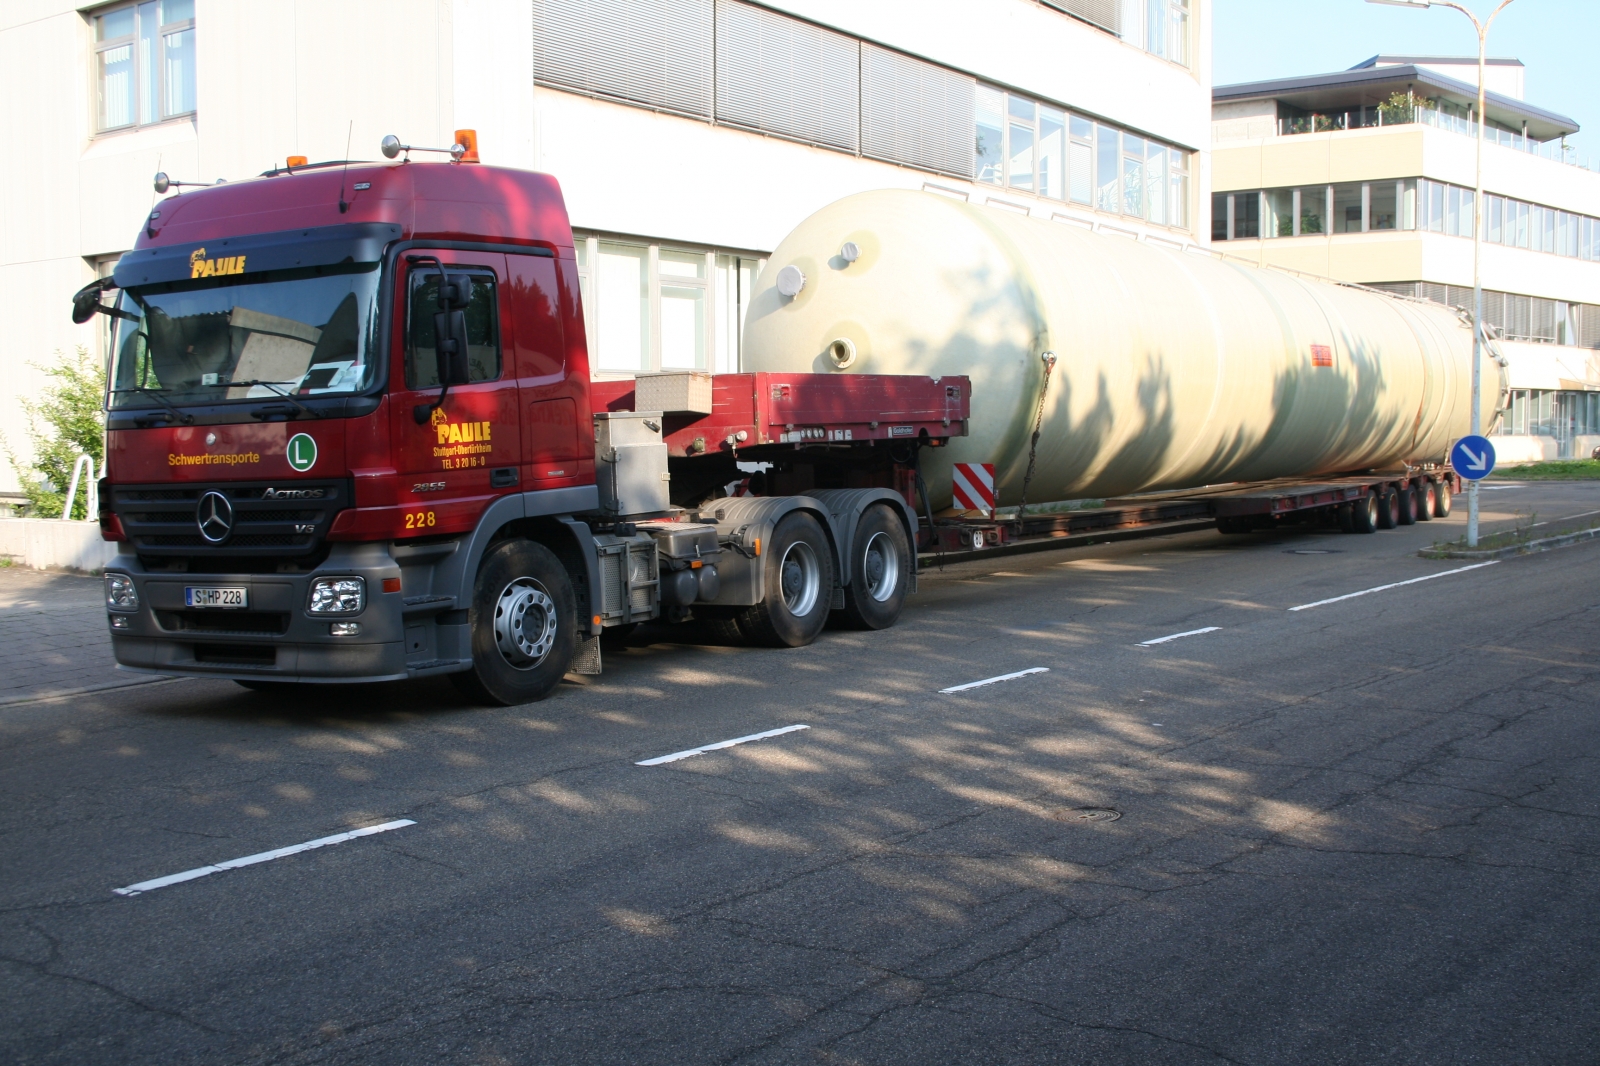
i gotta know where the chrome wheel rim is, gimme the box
[861,531,899,603]
[779,540,821,617]
[493,577,557,669]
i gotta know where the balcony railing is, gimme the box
[1277,104,1597,173]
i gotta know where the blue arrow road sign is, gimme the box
[1451,435,1496,480]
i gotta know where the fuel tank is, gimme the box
[741,189,1506,508]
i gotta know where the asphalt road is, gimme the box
[3,480,1599,1065]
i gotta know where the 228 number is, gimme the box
[404,511,437,530]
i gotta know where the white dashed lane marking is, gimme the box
[939,668,1049,694]
[1138,626,1221,647]
[114,819,416,896]
[637,724,810,766]
[1287,561,1499,612]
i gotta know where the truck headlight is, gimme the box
[308,576,365,613]
[105,573,139,611]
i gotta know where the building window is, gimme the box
[1205,179,1600,244]
[978,85,1191,230]
[1496,389,1600,455]
[574,235,761,376]
[93,1,195,132]
[1140,0,1190,66]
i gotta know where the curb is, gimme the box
[1419,525,1600,561]
[0,675,188,709]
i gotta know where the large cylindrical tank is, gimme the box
[742,189,1506,508]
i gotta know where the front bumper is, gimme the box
[103,542,469,683]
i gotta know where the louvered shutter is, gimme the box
[715,0,859,153]
[1041,0,1122,36]
[533,0,713,119]
[860,44,975,178]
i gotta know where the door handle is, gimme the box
[490,467,519,488]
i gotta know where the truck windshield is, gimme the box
[107,263,381,409]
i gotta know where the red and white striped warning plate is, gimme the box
[951,462,996,517]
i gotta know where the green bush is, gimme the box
[5,348,106,519]
[1491,459,1600,480]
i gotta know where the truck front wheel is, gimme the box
[838,504,910,630]
[738,511,834,648]
[452,539,577,706]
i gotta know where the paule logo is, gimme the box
[433,407,492,446]
[430,407,493,466]
[190,247,246,278]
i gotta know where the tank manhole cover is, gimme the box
[1054,806,1121,823]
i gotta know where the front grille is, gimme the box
[157,610,291,635]
[112,479,350,559]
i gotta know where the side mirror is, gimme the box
[70,276,117,325]
[433,310,471,386]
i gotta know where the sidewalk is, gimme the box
[0,566,169,705]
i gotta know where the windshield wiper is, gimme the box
[208,380,322,419]
[115,386,194,425]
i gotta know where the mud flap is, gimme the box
[571,633,602,675]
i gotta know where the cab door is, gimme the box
[389,251,522,537]
[506,251,588,489]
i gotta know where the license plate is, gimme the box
[185,586,248,609]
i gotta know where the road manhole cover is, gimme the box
[1053,806,1122,823]
[1285,549,1339,554]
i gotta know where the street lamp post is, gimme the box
[1368,0,1515,546]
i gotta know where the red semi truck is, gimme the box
[76,138,966,704]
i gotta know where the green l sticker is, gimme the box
[287,433,317,472]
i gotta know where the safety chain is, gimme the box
[1013,350,1057,536]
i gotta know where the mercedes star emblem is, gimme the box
[196,491,234,543]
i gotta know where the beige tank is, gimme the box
[742,189,1506,508]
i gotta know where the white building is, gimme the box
[1211,57,1600,460]
[0,0,1211,499]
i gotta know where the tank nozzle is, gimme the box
[776,265,806,297]
[827,338,857,369]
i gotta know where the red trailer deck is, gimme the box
[590,373,970,458]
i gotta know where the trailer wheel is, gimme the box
[1337,501,1355,533]
[838,504,910,630]
[1376,489,1400,530]
[1351,492,1379,534]
[1435,480,1453,518]
[1396,485,1418,525]
[737,511,834,648]
[1215,516,1250,534]
[452,539,576,706]
[1415,481,1436,521]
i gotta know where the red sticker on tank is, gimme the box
[1310,344,1334,367]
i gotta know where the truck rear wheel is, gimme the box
[1435,481,1453,517]
[452,539,577,706]
[1351,492,1379,534]
[1377,489,1400,529]
[737,511,834,648]
[838,504,910,630]
[1415,480,1436,521]
[1396,485,1418,525]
